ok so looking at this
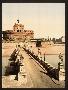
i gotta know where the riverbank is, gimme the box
[2,42,65,55]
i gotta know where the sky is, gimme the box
[2,3,65,38]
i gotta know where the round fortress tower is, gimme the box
[13,19,24,32]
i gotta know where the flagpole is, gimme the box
[17,4,19,23]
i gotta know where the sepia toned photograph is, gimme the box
[2,3,65,88]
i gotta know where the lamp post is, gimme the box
[44,53,45,62]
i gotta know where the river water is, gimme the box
[42,54,65,69]
[2,56,9,75]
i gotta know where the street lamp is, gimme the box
[44,53,45,62]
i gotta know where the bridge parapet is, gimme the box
[23,46,65,81]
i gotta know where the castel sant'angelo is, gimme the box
[3,20,34,42]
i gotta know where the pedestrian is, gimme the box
[38,48,40,54]
[58,62,61,71]
[59,53,62,59]
[44,53,45,62]
[59,53,63,63]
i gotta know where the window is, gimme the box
[17,30,19,32]
[24,30,26,32]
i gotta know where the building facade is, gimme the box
[3,21,34,42]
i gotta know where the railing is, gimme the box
[23,47,59,80]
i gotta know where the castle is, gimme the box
[3,20,34,42]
